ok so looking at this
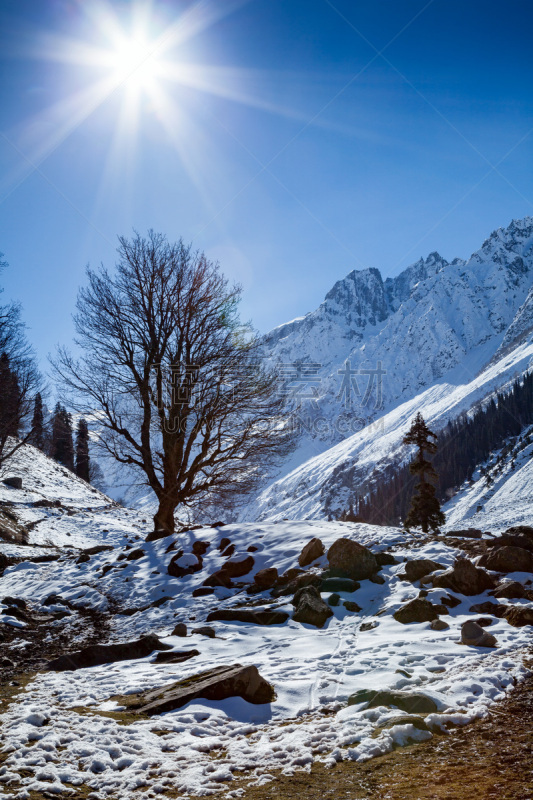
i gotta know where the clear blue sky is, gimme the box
[1,0,532,368]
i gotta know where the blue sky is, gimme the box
[0,0,532,368]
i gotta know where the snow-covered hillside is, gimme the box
[1,447,533,798]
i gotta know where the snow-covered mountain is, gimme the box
[250,217,533,521]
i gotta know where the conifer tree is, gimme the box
[0,352,21,441]
[402,412,445,533]
[75,417,90,481]
[30,392,45,450]
[51,403,75,470]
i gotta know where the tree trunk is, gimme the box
[150,494,177,540]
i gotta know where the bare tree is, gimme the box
[0,255,41,471]
[53,231,293,537]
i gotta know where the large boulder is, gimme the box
[504,606,533,627]
[136,664,275,714]
[298,538,325,567]
[2,477,22,490]
[320,576,360,592]
[469,601,508,618]
[491,526,533,554]
[46,634,172,671]
[207,608,289,626]
[432,557,496,595]
[404,559,445,583]
[393,598,441,624]
[348,688,438,714]
[461,620,497,647]
[292,586,333,628]
[254,567,278,590]
[478,546,533,574]
[202,555,255,588]
[272,572,322,597]
[491,581,527,600]
[327,538,378,581]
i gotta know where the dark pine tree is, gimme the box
[0,352,21,441]
[75,417,90,481]
[51,403,75,471]
[30,392,45,450]
[403,412,445,533]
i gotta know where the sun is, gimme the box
[104,33,163,93]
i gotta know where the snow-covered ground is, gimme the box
[1,446,532,798]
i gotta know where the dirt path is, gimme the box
[237,659,533,800]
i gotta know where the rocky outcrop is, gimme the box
[46,634,172,671]
[504,607,533,627]
[327,538,378,580]
[298,538,325,567]
[492,581,527,599]
[432,557,496,595]
[135,664,275,714]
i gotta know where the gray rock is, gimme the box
[461,620,497,647]
[492,581,527,599]
[46,634,172,671]
[430,619,449,631]
[344,600,362,612]
[293,588,333,628]
[375,552,398,566]
[320,576,360,592]
[505,606,533,627]
[125,548,145,561]
[154,649,199,664]
[393,598,440,624]
[327,538,379,581]
[328,592,341,607]
[135,664,275,714]
[405,558,445,582]
[360,621,378,631]
[469,601,508,618]
[298,537,325,567]
[348,688,438,713]
[192,626,216,638]
[2,477,22,490]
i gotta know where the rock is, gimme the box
[320,577,360,592]
[461,620,497,647]
[171,623,187,637]
[207,608,289,626]
[272,573,322,597]
[440,594,461,608]
[154,649,199,664]
[2,596,27,609]
[360,621,378,631]
[405,559,445,582]
[369,572,386,585]
[476,617,493,627]
[46,634,172,671]
[292,587,333,628]
[431,619,449,630]
[328,593,341,607]
[84,545,114,556]
[344,600,362,612]
[393,598,440,624]
[168,552,203,579]
[43,594,68,607]
[254,567,278,590]
[298,538,325,567]
[192,587,214,597]
[0,553,12,571]
[192,626,216,638]
[2,477,22,489]
[125,548,144,561]
[32,499,62,508]
[469,601,508,618]
[492,581,527,599]
[348,689,438,714]
[76,553,90,564]
[327,538,379,581]
[247,545,259,552]
[491,526,533,554]
[375,552,398,566]
[136,664,275,714]
[275,568,304,586]
[292,584,320,607]
[192,541,210,556]
[479,546,533,574]
[504,606,533,627]
[221,556,255,578]
[222,544,236,558]
[418,589,428,597]
[202,570,233,589]
[146,529,174,542]
[446,528,483,539]
[432,557,496,595]
[218,537,231,551]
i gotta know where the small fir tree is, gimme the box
[75,417,90,481]
[51,403,75,470]
[403,412,445,533]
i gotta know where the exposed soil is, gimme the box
[236,655,533,800]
